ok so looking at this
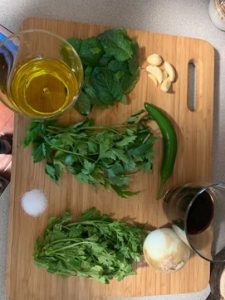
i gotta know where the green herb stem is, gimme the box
[33,208,147,283]
[23,109,156,197]
[45,241,97,255]
[43,136,97,158]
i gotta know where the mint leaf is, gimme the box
[79,37,104,66]
[67,37,82,53]
[74,91,92,116]
[98,28,133,61]
[90,67,123,106]
[66,28,140,115]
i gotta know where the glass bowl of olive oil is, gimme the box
[0,29,83,118]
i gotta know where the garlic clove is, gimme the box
[146,65,163,84]
[160,77,172,93]
[163,69,168,80]
[147,53,163,66]
[164,61,176,82]
[148,73,158,86]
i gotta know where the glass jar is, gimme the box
[209,0,225,31]
[0,24,12,42]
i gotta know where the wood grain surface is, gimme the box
[6,17,214,300]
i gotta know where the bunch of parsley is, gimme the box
[64,28,140,115]
[33,208,147,283]
[23,110,156,197]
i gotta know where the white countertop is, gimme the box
[1,0,225,299]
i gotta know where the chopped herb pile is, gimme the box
[23,109,156,197]
[33,207,147,283]
[64,28,140,115]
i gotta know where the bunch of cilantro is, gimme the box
[23,109,156,197]
[33,208,147,283]
[65,28,140,115]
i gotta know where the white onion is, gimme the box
[143,228,190,272]
[21,189,48,217]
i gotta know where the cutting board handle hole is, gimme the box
[187,61,196,112]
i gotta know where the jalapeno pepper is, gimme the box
[144,102,177,198]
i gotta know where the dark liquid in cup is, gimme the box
[187,190,214,235]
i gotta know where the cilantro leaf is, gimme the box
[33,208,147,283]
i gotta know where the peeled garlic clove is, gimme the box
[164,61,176,82]
[148,73,158,86]
[146,65,163,84]
[147,54,163,66]
[163,69,168,80]
[160,77,172,93]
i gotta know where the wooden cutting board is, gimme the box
[7,17,214,300]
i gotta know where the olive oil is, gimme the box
[9,58,81,118]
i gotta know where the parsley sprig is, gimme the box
[33,208,147,283]
[23,109,156,197]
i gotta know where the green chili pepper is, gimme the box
[144,102,177,198]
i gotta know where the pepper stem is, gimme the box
[157,179,166,199]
